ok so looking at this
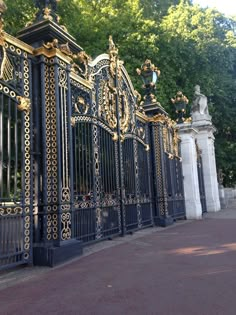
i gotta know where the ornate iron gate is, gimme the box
[0,32,33,269]
[72,48,153,243]
[0,1,186,268]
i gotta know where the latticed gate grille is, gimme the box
[0,34,32,269]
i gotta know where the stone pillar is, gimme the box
[190,85,221,212]
[192,117,221,212]
[178,124,202,219]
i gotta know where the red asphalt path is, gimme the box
[0,217,236,315]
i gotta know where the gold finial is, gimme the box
[108,35,120,78]
[34,0,61,23]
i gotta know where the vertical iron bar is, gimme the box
[0,93,3,198]
[76,124,79,194]
[7,97,11,197]
[14,98,18,200]
[88,123,92,194]
[114,59,125,236]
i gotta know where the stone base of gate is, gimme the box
[156,215,174,227]
[178,124,203,220]
[33,239,83,267]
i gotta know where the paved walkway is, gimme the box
[1,201,236,315]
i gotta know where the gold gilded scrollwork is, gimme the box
[43,38,59,49]
[162,126,168,152]
[145,144,150,152]
[0,37,14,81]
[74,96,89,115]
[0,207,23,216]
[72,50,90,79]
[112,132,118,141]
[71,116,76,127]
[61,212,71,241]
[102,80,117,129]
[119,91,130,134]
[108,35,119,78]
[17,96,31,113]
[137,126,146,140]
[120,134,125,142]
[173,128,179,157]
[101,81,131,137]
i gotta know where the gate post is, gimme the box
[192,123,220,212]
[191,85,220,212]
[178,124,202,219]
[18,3,83,266]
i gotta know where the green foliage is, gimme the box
[140,0,190,19]
[2,0,236,186]
[4,0,36,35]
[158,1,236,186]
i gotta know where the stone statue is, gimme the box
[191,85,209,115]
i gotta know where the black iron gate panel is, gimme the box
[71,50,153,242]
[0,34,33,269]
[166,157,186,219]
[123,134,153,231]
[164,125,185,220]
[150,117,186,225]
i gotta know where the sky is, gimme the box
[193,0,236,16]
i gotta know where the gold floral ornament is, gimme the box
[171,91,189,124]
[34,0,61,23]
[43,7,53,20]
[17,96,31,113]
[74,96,89,115]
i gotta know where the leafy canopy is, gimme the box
[2,0,236,186]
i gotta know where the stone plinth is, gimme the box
[178,124,202,219]
[219,185,227,209]
[192,117,220,212]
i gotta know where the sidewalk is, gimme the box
[1,201,236,315]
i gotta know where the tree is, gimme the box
[140,0,191,19]
[4,0,36,35]
[158,1,236,186]
[2,0,236,185]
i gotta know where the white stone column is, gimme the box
[192,118,221,212]
[178,124,202,219]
